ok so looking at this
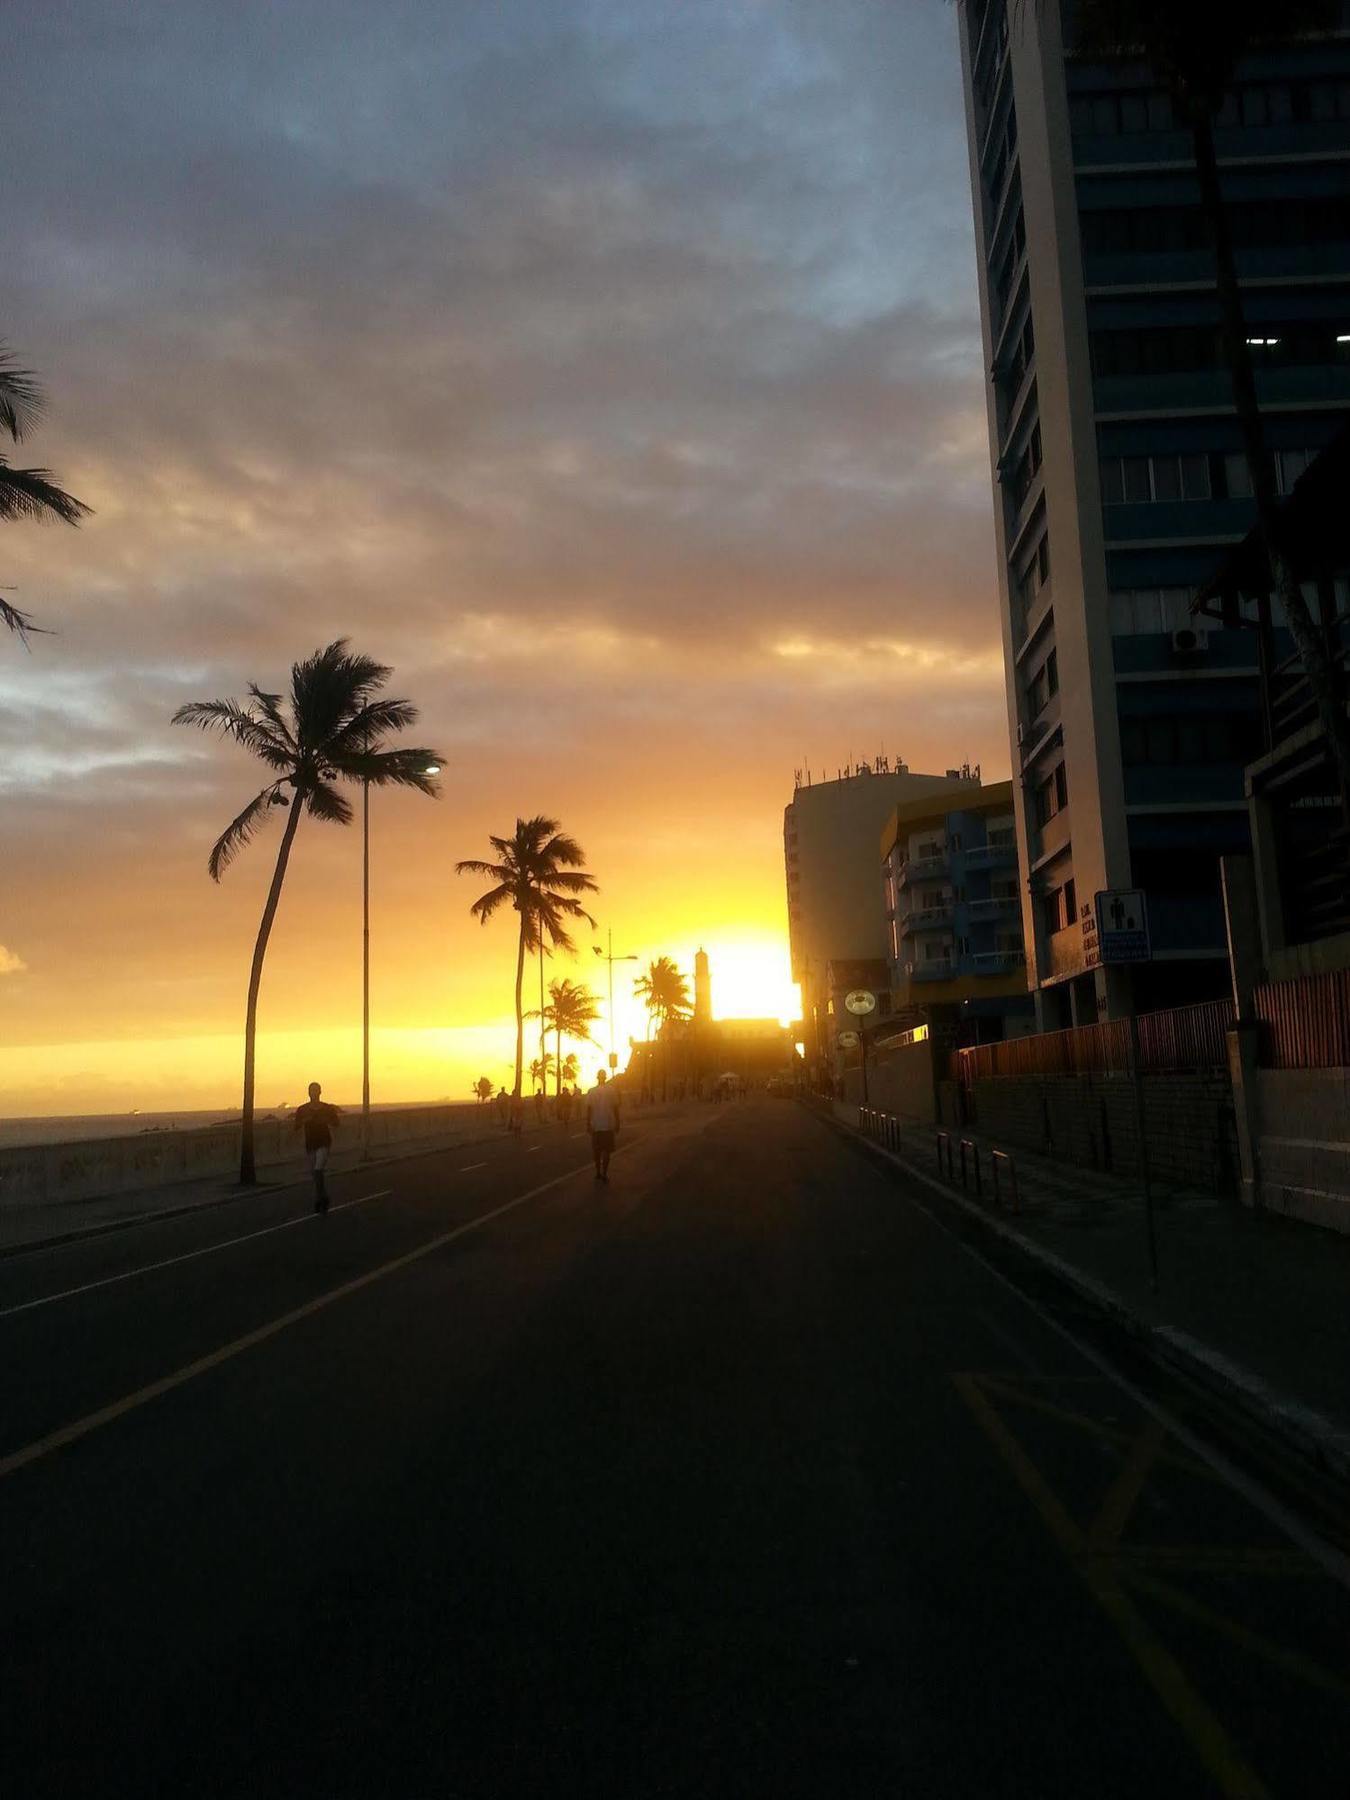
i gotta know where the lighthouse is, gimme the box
[694,947,712,1025]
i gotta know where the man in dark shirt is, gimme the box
[292,1081,342,1214]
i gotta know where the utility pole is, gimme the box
[593,927,638,1069]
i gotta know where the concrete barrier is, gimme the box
[0,1103,499,1210]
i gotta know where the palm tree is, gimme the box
[561,1050,581,1091]
[473,1075,494,1104]
[1063,1,1350,799]
[1,345,90,639]
[174,640,442,1183]
[529,1053,556,1095]
[634,956,692,1098]
[456,817,598,1118]
[529,976,601,1096]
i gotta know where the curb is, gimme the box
[827,1107,1350,1490]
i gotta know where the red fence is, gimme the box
[955,997,1235,1085]
[1254,968,1350,1069]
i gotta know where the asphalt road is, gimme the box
[3,1099,1348,1797]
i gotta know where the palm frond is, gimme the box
[0,349,45,442]
[245,685,298,754]
[338,745,443,795]
[171,698,294,768]
[0,458,91,525]
[467,883,513,923]
[0,593,50,641]
[324,697,421,758]
[207,786,279,882]
[304,780,354,826]
[455,857,507,880]
[291,640,393,748]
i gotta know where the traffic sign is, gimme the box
[1083,889,1150,967]
[844,989,877,1016]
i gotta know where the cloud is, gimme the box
[0,946,27,976]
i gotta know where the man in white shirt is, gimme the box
[585,1069,620,1182]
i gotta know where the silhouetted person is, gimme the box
[495,1086,509,1126]
[293,1081,342,1214]
[559,1086,574,1129]
[586,1068,619,1182]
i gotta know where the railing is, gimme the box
[897,852,948,886]
[967,895,1018,919]
[908,959,954,983]
[955,997,1235,1085]
[1254,968,1350,1068]
[964,842,1017,869]
[968,949,1026,975]
[901,905,953,935]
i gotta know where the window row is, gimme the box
[1118,712,1263,768]
[1033,761,1068,828]
[1041,877,1077,939]
[995,206,1026,317]
[1081,195,1350,260]
[1092,322,1350,381]
[1026,647,1058,719]
[1013,531,1051,621]
[1099,446,1321,507]
[1069,76,1350,141]
[1008,421,1043,511]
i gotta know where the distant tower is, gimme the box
[694,948,712,1024]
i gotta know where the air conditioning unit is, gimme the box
[1170,625,1212,655]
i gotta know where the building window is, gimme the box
[1034,762,1068,827]
[1100,452,1213,505]
[1109,587,1201,636]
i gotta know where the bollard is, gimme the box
[960,1137,981,1196]
[936,1129,952,1180]
[887,1115,898,1152]
[991,1149,1019,1214]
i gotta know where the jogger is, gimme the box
[585,1068,620,1182]
[292,1081,343,1214]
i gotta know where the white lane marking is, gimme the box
[0,1161,598,1481]
[526,1144,543,1153]
[835,1120,1350,1593]
[0,1191,394,1321]
[458,1163,487,1172]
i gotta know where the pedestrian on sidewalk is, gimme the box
[292,1081,342,1214]
[585,1068,620,1183]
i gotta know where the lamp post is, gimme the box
[362,760,440,1160]
[593,927,638,1070]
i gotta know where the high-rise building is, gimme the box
[956,0,1350,1026]
[784,760,981,1067]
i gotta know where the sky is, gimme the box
[2,0,1006,1117]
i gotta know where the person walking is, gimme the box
[292,1081,342,1214]
[585,1068,620,1182]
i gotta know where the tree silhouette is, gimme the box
[634,956,693,1098]
[456,817,598,1121]
[529,976,601,1096]
[0,345,90,640]
[174,641,442,1182]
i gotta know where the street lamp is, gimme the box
[362,760,442,1159]
[593,927,638,1069]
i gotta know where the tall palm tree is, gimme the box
[174,640,442,1183]
[1064,1,1350,797]
[456,817,598,1116]
[529,976,601,1096]
[1,345,90,639]
[634,956,692,1098]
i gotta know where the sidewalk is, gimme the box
[836,1102,1350,1485]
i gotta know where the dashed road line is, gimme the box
[0,1191,394,1321]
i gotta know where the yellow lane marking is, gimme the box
[0,1191,394,1320]
[1089,1415,1168,1551]
[952,1373,1272,1800]
[0,1163,594,1483]
[976,1375,1213,1481]
[1128,1572,1350,1701]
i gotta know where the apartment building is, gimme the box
[881,780,1034,1045]
[956,0,1350,1025]
[784,760,981,1069]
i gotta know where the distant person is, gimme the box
[495,1086,509,1125]
[559,1086,574,1129]
[292,1081,342,1214]
[586,1068,620,1183]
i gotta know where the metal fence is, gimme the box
[954,996,1235,1086]
[1254,967,1350,1069]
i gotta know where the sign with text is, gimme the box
[844,989,877,1016]
[1083,889,1150,968]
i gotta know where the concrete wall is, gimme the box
[1249,1068,1350,1235]
[965,1069,1239,1195]
[0,1103,494,1209]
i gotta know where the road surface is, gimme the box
[3,1099,1347,1796]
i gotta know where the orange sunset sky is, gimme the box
[3,1,1010,1117]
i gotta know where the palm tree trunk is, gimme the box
[1191,109,1350,810]
[240,797,303,1183]
[512,919,526,1121]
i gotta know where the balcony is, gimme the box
[896,851,948,887]
[963,837,1017,870]
[907,959,954,983]
[967,949,1027,977]
[966,894,1019,921]
[899,905,953,937]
